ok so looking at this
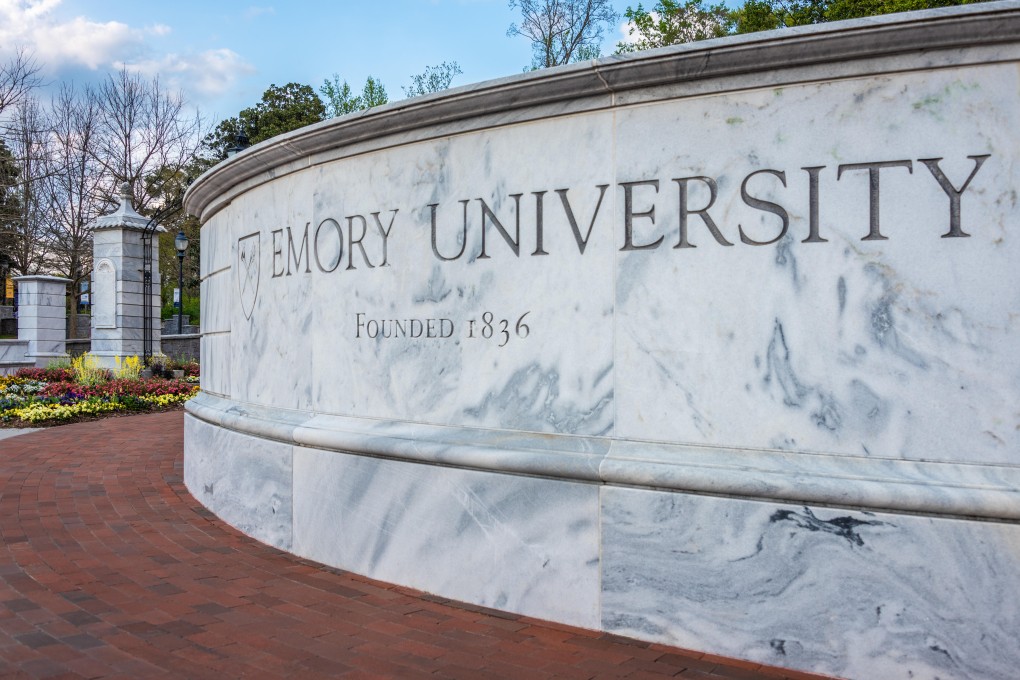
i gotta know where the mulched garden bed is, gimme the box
[1,363,199,429]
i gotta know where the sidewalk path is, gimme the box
[0,429,37,441]
[0,412,833,679]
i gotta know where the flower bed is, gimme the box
[0,355,199,427]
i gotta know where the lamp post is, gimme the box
[174,230,189,335]
[226,131,250,158]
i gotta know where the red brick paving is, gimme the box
[0,412,838,679]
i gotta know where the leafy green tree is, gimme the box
[732,0,784,32]
[204,82,326,159]
[732,0,987,32]
[571,44,604,61]
[143,163,201,312]
[620,0,990,47]
[824,0,987,21]
[616,0,732,52]
[732,0,827,33]
[255,83,326,140]
[320,75,389,117]
[403,62,463,98]
[508,0,619,69]
[361,76,388,108]
[320,76,361,116]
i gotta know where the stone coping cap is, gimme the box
[187,392,1020,522]
[184,0,1020,222]
[12,275,71,284]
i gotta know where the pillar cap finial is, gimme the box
[92,180,154,232]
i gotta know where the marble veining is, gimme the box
[187,392,1020,520]
[601,487,1020,680]
[193,60,1020,466]
[183,12,1020,679]
[183,415,293,551]
[292,445,600,628]
[613,65,1019,465]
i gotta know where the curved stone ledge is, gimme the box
[184,1,1020,222]
[184,6,1020,676]
[186,392,1020,521]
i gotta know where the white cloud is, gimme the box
[127,48,256,101]
[619,18,640,45]
[0,0,148,70]
[0,0,254,111]
[41,16,143,69]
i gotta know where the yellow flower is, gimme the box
[114,355,142,380]
[72,353,109,386]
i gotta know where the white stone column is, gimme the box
[90,184,163,369]
[14,275,71,367]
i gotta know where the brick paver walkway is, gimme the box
[0,412,835,679]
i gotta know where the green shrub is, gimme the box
[161,295,200,321]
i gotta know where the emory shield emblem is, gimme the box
[237,232,260,320]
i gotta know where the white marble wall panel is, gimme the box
[93,259,115,328]
[90,235,121,263]
[601,486,1020,680]
[88,338,116,354]
[199,270,231,335]
[204,61,1019,464]
[200,333,231,397]
[18,315,65,332]
[184,415,292,551]
[200,212,233,277]
[184,16,1020,680]
[15,277,69,362]
[292,445,601,628]
[116,280,149,296]
[612,64,1020,466]
[228,179,316,411]
[229,113,617,435]
[0,341,29,364]
[110,326,143,341]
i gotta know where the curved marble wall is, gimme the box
[184,4,1020,678]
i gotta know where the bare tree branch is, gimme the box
[92,67,203,213]
[0,49,41,118]
[508,0,619,68]
[40,83,107,337]
[1,98,53,277]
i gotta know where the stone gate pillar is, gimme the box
[90,184,163,369]
[14,275,71,367]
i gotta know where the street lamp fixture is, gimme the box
[175,230,189,335]
[225,132,250,158]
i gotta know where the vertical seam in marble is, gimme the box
[597,483,604,628]
[611,106,618,441]
[601,101,617,630]
[289,443,295,553]
[592,62,614,105]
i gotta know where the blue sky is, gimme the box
[0,0,639,125]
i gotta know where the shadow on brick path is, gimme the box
[0,412,837,679]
